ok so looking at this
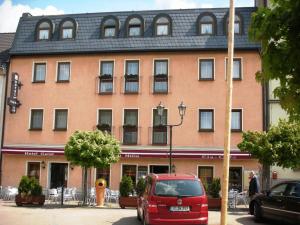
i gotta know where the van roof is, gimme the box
[149,173,198,181]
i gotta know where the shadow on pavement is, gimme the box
[112,216,141,225]
[236,216,291,225]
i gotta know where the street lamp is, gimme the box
[156,101,186,174]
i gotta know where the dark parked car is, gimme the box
[249,180,300,224]
[137,173,208,225]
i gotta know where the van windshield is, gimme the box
[154,179,203,197]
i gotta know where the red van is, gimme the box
[137,173,208,225]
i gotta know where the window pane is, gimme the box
[234,22,240,34]
[125,82,138,92]
[58,63,70,81]
[124,110,138,125]
[124,131,137,144]
[233,60,241,79]
[55,110,68,129]
[104,27,115,37]
[27,162,40,181]
[198,166,213,184]
[153,109,167,126]
[100,82,113,93]
[129,26,140,36]
[201,24,212,34]
[231,111,241,130]
[126,61,139,75]
[99,110,112,126]
[62,28,73,39]
[200,60,213,79]
[34,64,46,81]
[154,81,168,92]
[154,180,203,196]
[137,166,148,180]
[155,61,167,75]
[101,62,113,75]
[31,110,43,129]
[122,165,137,184]
[200,111,213,129]
[39,30,49,40]
[157,25,168,35]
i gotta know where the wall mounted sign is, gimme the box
[7,72,22,113]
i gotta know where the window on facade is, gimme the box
[231,109,242,132]
[36,21,51,40]
[122,164,137,184]
[128,17,142,37]
[198,14,216,35]
[154,16,170,36]
[123,109,138,144]
[199,59,214,80]
[97,109,112,133]
[125,61,139,93]
[198,166,213,185]
[99,61,114,94]
[33,63,46,82]
[54,109,68,131]
[57,62,70,82]
[154,60,168,93]
[152,109,167,144]
[199,109,214,132]
[96,167,110,187]
[225,14,242,35]
[226,58,242,80]
[27,162,40,182]
[102,17,118,38]
[137,166,148,180]
[60,20,76,39]
[30,109,43,130]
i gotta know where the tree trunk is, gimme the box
[82,166,88,205]
[261,164,270,191]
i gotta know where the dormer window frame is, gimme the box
[224,12,243,35]
[153,13,172,36]
[125,14,144,37]
[100,15,119,38]
[35,18,53,41]
[59,17,77,40]
[197,12,217,36]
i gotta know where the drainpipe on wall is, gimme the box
[0,63,9,185]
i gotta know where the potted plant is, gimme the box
[119,175,137,209]
[15,176,45,206]
[206,178,221,209]
[136,177,146,197]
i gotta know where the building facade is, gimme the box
[1,8,262,191]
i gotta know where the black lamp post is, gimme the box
[157,101,186,174]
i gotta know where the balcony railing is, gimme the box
[124,74,139,94]
[99,74,114,94]
[151,125,168,145]
[121,125,140,145]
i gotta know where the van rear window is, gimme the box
[154,180,203,197]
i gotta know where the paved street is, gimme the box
[0,200,285,225]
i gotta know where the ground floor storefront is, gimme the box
[1,147,260,191]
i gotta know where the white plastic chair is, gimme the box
[228,189,238,208]
[236,191,248,207]
[48,188,59,204]
[110,190,119,203]
[88,187,96,205]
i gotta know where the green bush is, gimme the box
[119,176,134,197]
[136,177,146,196]
[18,176,43,196]
[207,178,221,198]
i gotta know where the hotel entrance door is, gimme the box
[50,163,68,188]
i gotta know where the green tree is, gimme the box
[64,130,120,204]
[238,120,300,189]
[249,0,300,120]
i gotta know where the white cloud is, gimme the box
[0,0,64,33]
[200,3,213,8]
[154,0,200,9]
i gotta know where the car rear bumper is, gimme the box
[149,217,208,225]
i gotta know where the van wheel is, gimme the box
[253,202,263,222]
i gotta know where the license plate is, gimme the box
[169,206,190,212]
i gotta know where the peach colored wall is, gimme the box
[4,51,262,148]
[2,154,82,188]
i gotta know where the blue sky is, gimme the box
[2,0,255,14]
[0,0,255,32]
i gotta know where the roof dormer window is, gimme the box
[36,19,53,41]
[125,15,144,37]
[59,18,77,40]
[224,13,243,35]
[153,14,172,36]
[197,13,217,35]
[101,16,119,38]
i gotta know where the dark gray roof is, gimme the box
[0,33,15,64]
[10,7,260,55]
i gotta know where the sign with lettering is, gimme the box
[7,72,22,113]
